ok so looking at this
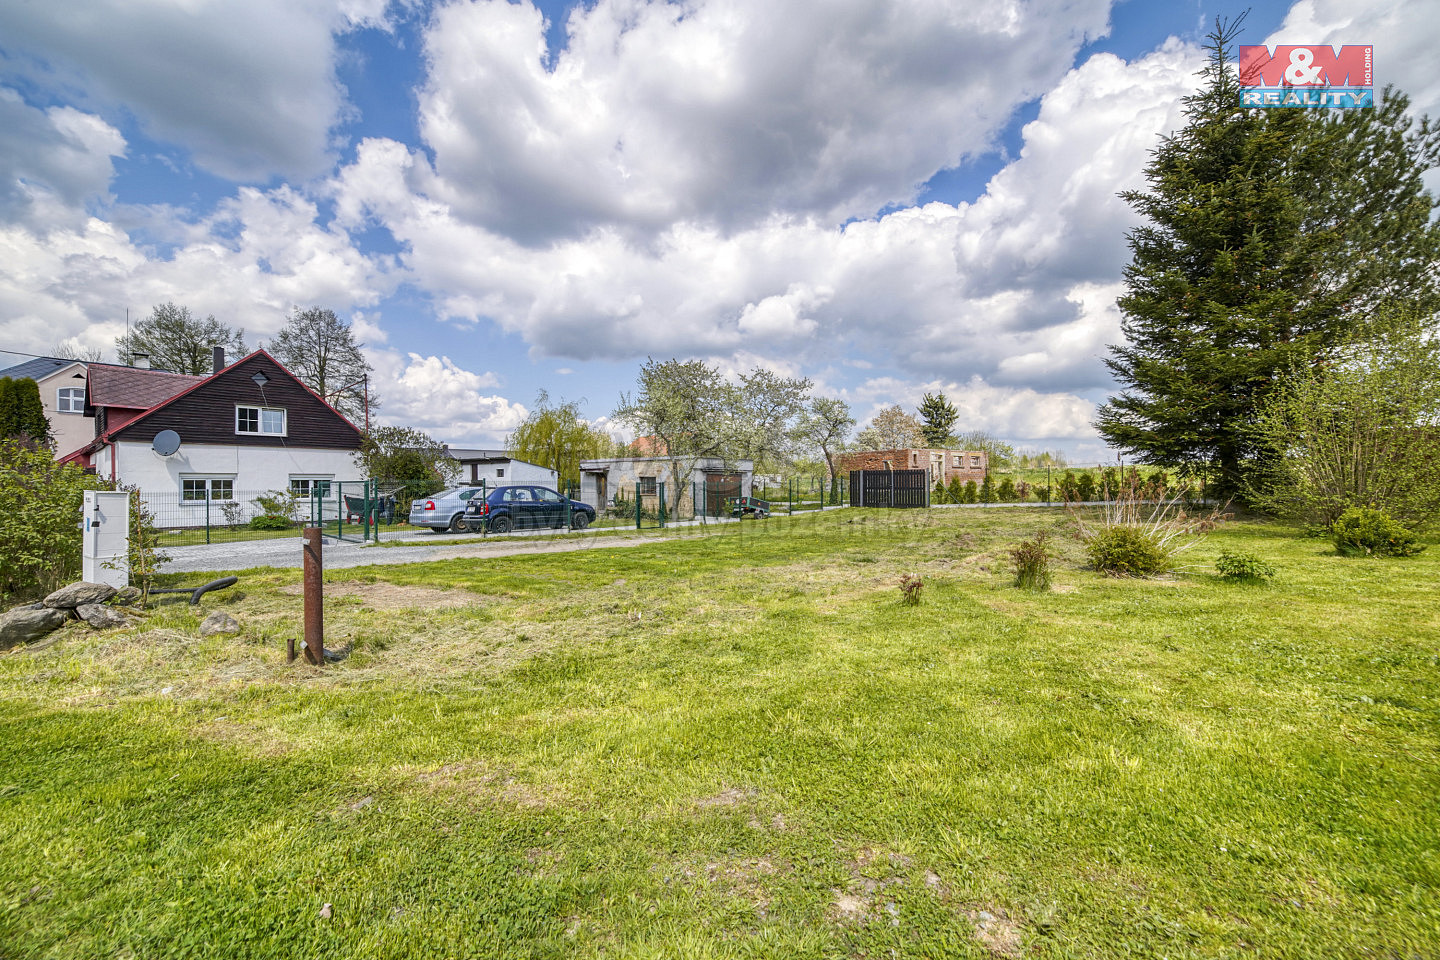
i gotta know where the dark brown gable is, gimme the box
[109,352,363,449]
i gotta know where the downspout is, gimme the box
[110,441,117,484]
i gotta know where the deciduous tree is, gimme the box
[116,302,246,374]
[508,391,617,489]
[1247,311,1440,529]
[794,397,855,480]
[268,307,377,424]
[854,405,923,450]
[353,426,458,507]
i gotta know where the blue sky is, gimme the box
[1,0,1432,461]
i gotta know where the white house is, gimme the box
[446,448,559,488]
[63,349,365,524]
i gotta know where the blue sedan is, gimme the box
[464,485,595,533]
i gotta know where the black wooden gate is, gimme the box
[849,469,930,508]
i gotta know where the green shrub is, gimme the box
[1085,526,1170,576]
[1215,549,1276,581]
[1010,531,1052,591]
[963,480,978,504]
[946,476,965,503]
[1331,507,1424,557]
[996,477,1017,502]
[979,475,996,503]
[0,439,108,604]
[249,514,293,531]
[1075,472,1097,502]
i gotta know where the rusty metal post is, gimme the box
[303,527,323,665]
[287,638,297,663]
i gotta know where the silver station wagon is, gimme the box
[407,486,488,532]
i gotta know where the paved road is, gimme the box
[161,515,758,573]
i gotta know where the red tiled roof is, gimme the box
[86,365,204,410]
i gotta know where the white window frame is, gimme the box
[181,477,236,503]
[56,387,86,414]
[289,476,334,499]
[236,405,287,436]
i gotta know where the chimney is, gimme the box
[133,353,150,370]
[213,346,225,374]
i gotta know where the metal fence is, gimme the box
[850,469,931,508]
[140,482,401,547]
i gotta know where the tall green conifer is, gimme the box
[1095,17,1440,497]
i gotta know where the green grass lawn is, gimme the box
[2,508,1436,958]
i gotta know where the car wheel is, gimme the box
[448,513,467,533]
[571,511,590,530]
[489,515,513,534]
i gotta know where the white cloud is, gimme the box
[852,375,1097,443]
[0,91,125,229]
[414,0,1113,240]
[370,349,526,443]
[332,39,1199,397]
[0,0,379,181]
[0,185,391,358]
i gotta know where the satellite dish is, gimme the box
[152,430,182,457]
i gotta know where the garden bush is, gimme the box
[1215,549,1276,581]
[1085,526,1170,576]
[1010,531,1052,591]
[0,439,108,604]
[962,480,978,504]
[1331,507,1424,557]
[249,514,293,531]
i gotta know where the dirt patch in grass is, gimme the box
[963,904,1024,957]
[403,761,554,809]
[694,785,758,809]
[664,856,787,919]
[279,580,491,610]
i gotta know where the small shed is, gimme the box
[578,456,754,516]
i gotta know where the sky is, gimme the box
[2,0,1437,462]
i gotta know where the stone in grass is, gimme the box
[44,582,117,609]
[75,603,130,630]
[112,586,143,606]
[199,611,240,637]
[0,607,70,649]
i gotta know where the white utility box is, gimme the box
[82,490,131,589]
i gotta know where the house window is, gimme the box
[236,405,286,436]
[290,477,332,499]
[639,476,657,496]
[496,468,505,478]
[182,478,234,501]
[971,456,981,468]
[57,387,85,413]
[953,456,964,467]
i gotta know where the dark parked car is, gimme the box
[464,485,595,533]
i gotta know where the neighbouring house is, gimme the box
[62,349,365,525]
[446,448,559,488]
[836,448,989,487]
[0,356,96,459]
[578,456,754,517]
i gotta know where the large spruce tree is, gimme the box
[1095,19,1440,496]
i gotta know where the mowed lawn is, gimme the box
[1,508,1436,958]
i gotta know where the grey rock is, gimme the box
[76,603,130,630]
[0,606,69,649]
[198,611,240,636]
[44,582,117,609]
[112,586,143,606]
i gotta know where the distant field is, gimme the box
[2,508,1435,958]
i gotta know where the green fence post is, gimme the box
[635,482,641,529]
[205,493,211,544]
[658,482,666,528]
